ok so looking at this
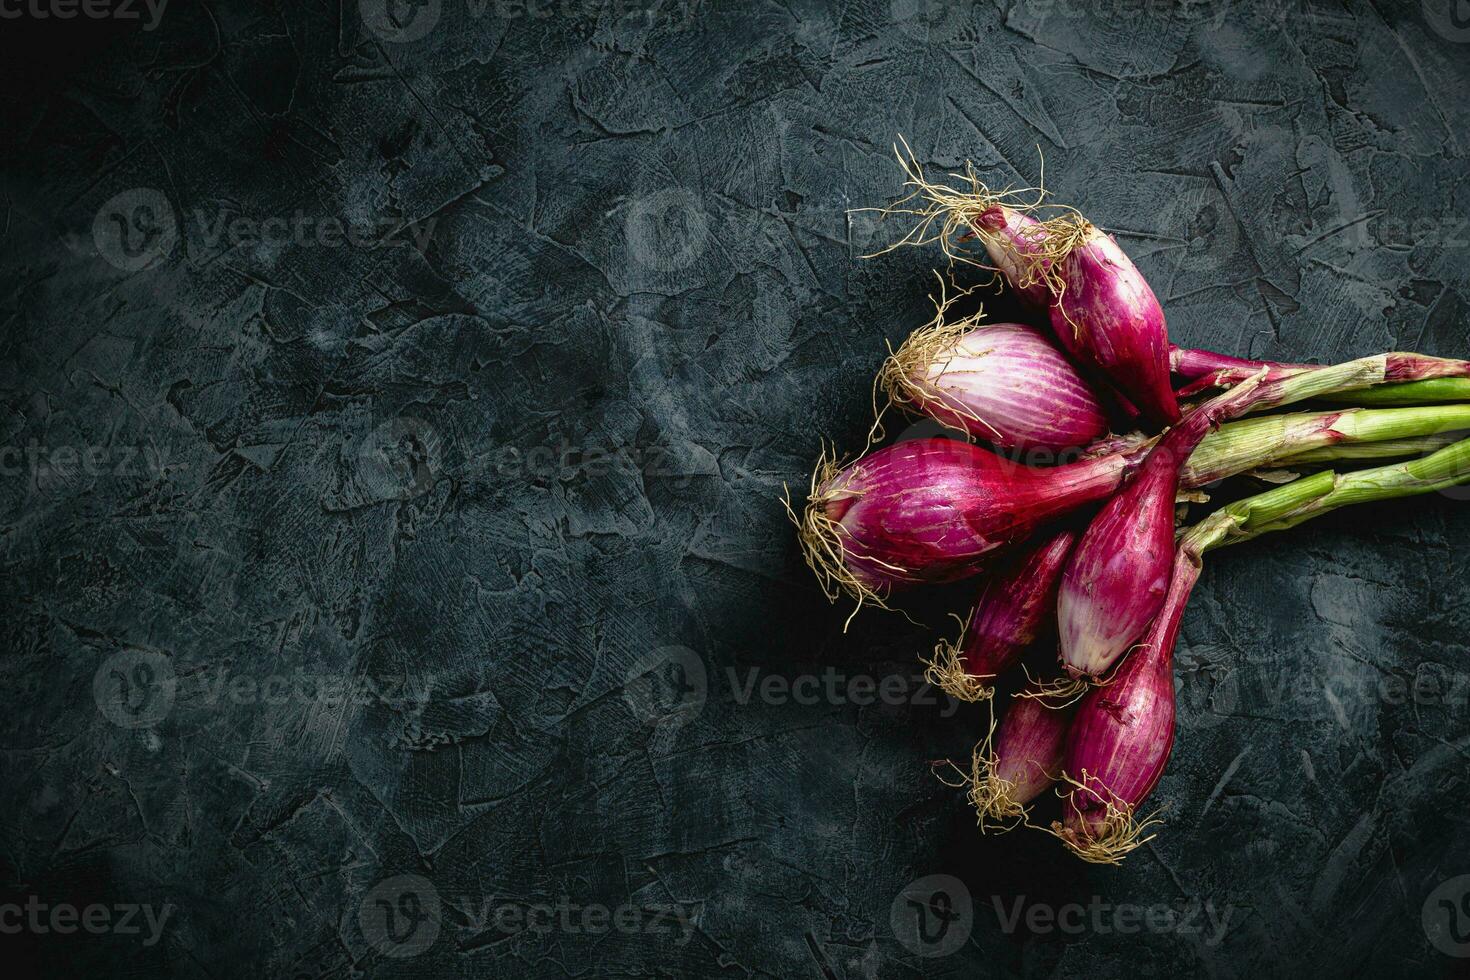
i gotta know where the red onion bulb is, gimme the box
[883,311,1108,455]
[791,439,1137,615]
[1053,548,1200,864]
[926,528,1077,702]
[943,676,1081,832]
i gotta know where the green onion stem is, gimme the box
[1184,403,1470,486]
[1273,433,1464,465]
[1181,434,1470,556]
[1319,378,1470,407]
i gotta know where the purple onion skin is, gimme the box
[1175,349,1470,397]
[1060,553,1200,841]
[1056,460,1176,679]
[970,207,1177,426]
[974,206,1053,312]
[1057,378,1262,678]
[1170,345,1313,385]
[961,529,1077,683]
[904,323,1109,454]
[824,439,1133,594]
[994,677,1080,805]
[1050,229,1180,427]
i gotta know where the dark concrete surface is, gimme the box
[3,1,1470,977]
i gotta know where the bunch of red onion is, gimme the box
[793,142,1470,862]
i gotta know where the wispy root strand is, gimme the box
[1047,770,1165,866]
[874,274,1004,446]
[782,443,903,629]
[934,709,1028,834]
[857,136,1093,300]
[922,619,994,704]
[1015,664,1092,708]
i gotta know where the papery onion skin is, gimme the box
[1057,375,1264,679]
[973,205,1053,312]
[1057,551,1198,853]
[993,678,1080,805]
[814,439,1135,596]
[1169,345,1313,385]
[959,529,1077,684]
[1050,227,1180,427]
[891,322,1108,454]
[884,153,1178,425]
[970,207,1179,427]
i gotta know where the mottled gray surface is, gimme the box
[3,1,1470,977]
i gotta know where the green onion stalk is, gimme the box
[1319,377,1470,407]
[1180,403,1470,487]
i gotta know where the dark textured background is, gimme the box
[3,1,1470,976]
